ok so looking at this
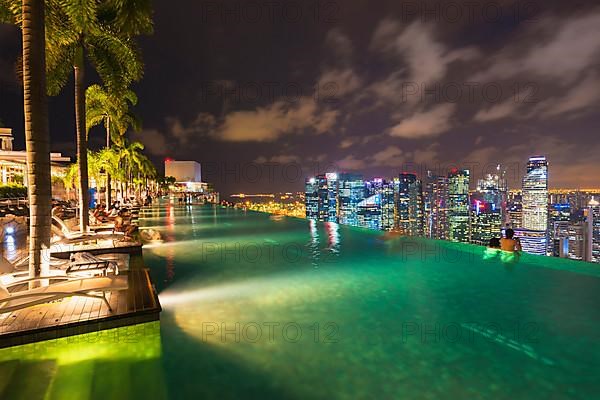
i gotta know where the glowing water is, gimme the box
[1,204,599,399]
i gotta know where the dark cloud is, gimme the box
[0,0,599,193]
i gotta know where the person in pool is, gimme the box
[488,237,501,249]
[501,228,522,253]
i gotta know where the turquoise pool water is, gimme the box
[2,204,600,399]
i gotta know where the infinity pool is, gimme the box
[1,204,600,399]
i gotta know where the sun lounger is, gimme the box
[0,275,128,314]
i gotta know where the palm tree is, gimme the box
[1,0,53,278]
[86,84,140,205]
[44,0,151,232]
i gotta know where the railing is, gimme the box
[0,197,28,207]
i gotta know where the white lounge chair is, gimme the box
[0,252,119,286]
[0,275,128,314]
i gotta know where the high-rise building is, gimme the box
[549,203,571,256]
[423,171,448,240]
[589,199,600,263]
[305,177,319,219]
[470,178,502,246]
[357,194,382,230]
[448,169,470,243]
[396,173,424,236]
[326,173,339,222]
[338,173,364,227]
[507,191,523,228]
[305,173,338,222]
[381,180,396,231]
[514,228,547,256]
[522,156,549,232]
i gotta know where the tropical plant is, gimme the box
[0,0,53,278]
[86,84,140,204]
[43,0,151,231]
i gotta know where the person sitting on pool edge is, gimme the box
[501,228,522,253]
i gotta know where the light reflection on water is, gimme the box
[139,204,600,399]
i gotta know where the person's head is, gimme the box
[489,237,501,248]
[505,228,515,239]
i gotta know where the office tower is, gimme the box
[506,191,522,228]
[305,177,319,219]
[470,176,503,246]
[326,173,339,222]
[555,221,590,261]
[396,173,424,236]
[522,156,549,232]
[423,171,448,240]
[357,193,382,230]
[448,169,470,243]
[549,203,571,256]
[589,199,600,263]
[381,180,396,231]
[514,228,547,256]
[305,173,338,222]
[338,173,364,227]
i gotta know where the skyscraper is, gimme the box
[448,169,470,243]
[396,173,424,236]
[470,175,503,246]
[381,180,396,231]
[423,171,448,240]
[357,193,382,230]
[305,173,338,222]
[522,156,549,232]
[326,173,339,222]
[589,199,600,263]
[305,177,319,219]
[338,173,364,227]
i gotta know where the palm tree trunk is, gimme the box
[105,117,111,206]
[22,0,52,279]
[74,46,89,231]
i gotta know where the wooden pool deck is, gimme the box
[0,264,161,348]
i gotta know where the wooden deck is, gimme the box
[0,268,161,348]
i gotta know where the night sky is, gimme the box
[1,0,599,194]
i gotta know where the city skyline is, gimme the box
[303,154,600,263]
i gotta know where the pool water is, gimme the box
[2,204,600,399]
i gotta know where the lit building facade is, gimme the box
[522,156,549,232]
[396,173,423,236]
[337,173,364,227]
[448,169,470,243]
[514,228,547,256]
[305,177,319,219]
[589,200,600,263]
[357,194,381,230]
[1,128,71,196]
[423,171,448,240]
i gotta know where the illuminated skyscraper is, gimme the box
[326,173,339,222]
[396,173,423,236]
[423,171,448,240]
[470,176,502,246]
[305,173,338,222]
[522,156,549,232]
[357,194,382,230]
[507,191,523,228]
[448,169,470,243]
[514,228,547,256]
[589,199,600,263]
[549,203,571,256]
[338,173,364,227]
[305,177,319,219]
[381,180,396,231]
